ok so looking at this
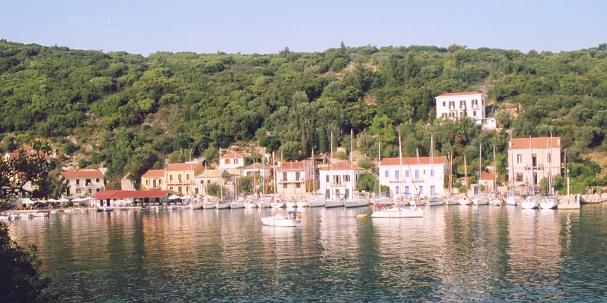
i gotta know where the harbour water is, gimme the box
[8,205,607,302]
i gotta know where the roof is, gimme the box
[243,163,268,170]
[278,160,311,171]
[195,169,221,178]
[92,190,170,200]
[142,169,164,178]
[166,162,203,171]
[480,172,496,180]
[510,137,561,149]
[62,169,104,179]
[437,91,482,97]
[318,161,363,171]
[221,150,247,159]
[380,156,447,166]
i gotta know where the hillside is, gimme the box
[1,40,607,191]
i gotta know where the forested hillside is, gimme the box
[1,40,607,191]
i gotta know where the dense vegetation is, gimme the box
[2,40,607,192]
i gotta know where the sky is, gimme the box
[1,0,606,56]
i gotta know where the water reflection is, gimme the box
[8,205,607,301]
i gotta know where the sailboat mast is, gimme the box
[398,130,403,197]
[493,144,497,193]
[378,141,382,198]
[350,129,354,199]
[330,132,333,199]
[478,141,482,194]
[464,154,468,191]
[312,148,315,194]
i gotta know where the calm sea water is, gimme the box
[8,205,607,302]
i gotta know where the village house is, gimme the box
[241,162,271,179]
[164,162,204,195]
[218,150,247,170]
[435,91,496,129]
[275,160,314,198]
[318,161,364,200]
[378,156,447,198]
[508,137,561,191]
[479,172,496,192]
[141,169,165,190]
[61,169,105,198]
[193,169,223,196]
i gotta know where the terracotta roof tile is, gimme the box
[510,137,560,149]
[437,91,482,97]
[142,169,164,178]
[167,162,203,171]
[61,169,104,179]
[380,156,447,166]
[318,161,363,171]
[278,160,311,171]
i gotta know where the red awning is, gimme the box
[92,190,170,200]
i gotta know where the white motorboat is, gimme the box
[229,201,245,209]
[261,215,301,227]
[428,196,444,206]
[540,196,559,209]
[371,206,423,218]
[324,199,344,208]
[96,206,114,212]
[505,195,520,206]
[344,197,370,208]
[472,195,489,205]
[202,203,216,209]
[489,197,503,206]
[257,200,272,208]
[521,196,540,209]
[296,200,309,208]
[458,197,472,205]
[216,203,230,210]
[271,201,285,208]
[307,197,325,207]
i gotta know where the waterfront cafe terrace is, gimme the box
[91,190,171,207]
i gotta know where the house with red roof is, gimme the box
[61,169,105,198]
[318,161,364,200]
[275,160,314,198]
[435,91,496,129]
[508,137,561,191]
[378,156,447,198]
[219,150,248,170]
[141,169,165,190]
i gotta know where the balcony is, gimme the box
[278,178,305,184]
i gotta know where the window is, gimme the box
[169,174,173,181]
[442,101,446,107]
[415,170,419,179]
[345,188,350,199]
[76,188,81,194]
[86,179,92,186]
[405,170,409,178]
[419,186,424,194]
[283,172,287,181]
[186,174,189,181]
[395,170,399,180]
[395,186,400,194]
[547,153,551,163]
[234,159,239,164]
[146,180,150,186]
[460,100,466,108]
[473,111,477,117]
[344,175,350,182]
[325,189,330,198]
[405,186,410,195]
[96,178,100,183]
[178,174,182,183]
[430,169,434,177]
[532,154,537,167]
[326,175,329,183]
[472,99,478,106]
[449,101,455,109]
[384,170,389,178]
[76,179,80,185]
[442,113,447,118]
[159,179,162,185]
[430,185,436,195]
[516,173,523,182]
[296,172,300,180]
[195,188,199,195]
[516,154,522,164]
[178,186,182,194]
[283,183,287,188]
[224,159,229,164]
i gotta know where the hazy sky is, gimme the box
[1,0,605,55]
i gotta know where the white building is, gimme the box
[508,137,561,191]
[379,156,447,198]
[435,91,495,129]
[241,162,271,179]
[318,161,364,199]
[61,169,105,198]
[275,160,314,198]
[218,150,247,170]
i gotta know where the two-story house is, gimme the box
[318,161,364,200]
[508,137,561,191]
[218,150,247,170]
[275,160,314,198]
[141,169,165,190]
[61,169,105,198]
[165,162,204,195]
[379,156,447,198]
[435,91,496,129]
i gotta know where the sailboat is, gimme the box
[444,152,459,205]
[325,132,344,208]
[489,144,503,206]
[371,131,423,218]
[458,155,473,205]
[300,149,325,208]
[540,135,559,209]
[344,130,370,208]
[558,150,580,209]
[521,137,540,209]
[472,141,489,205]
[373,141,393,207]
[428,134,444,206]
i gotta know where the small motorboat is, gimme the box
[343,197,370,208]
[257,199,272,208]
[428,196,444,206]
[270,200,285,209]
[215,202,230,210]
[261,215,301,227]
[540,196,559,209]
[371,207,423,218]
[522,196,540,209]
[472,195,489,205]
[458,196,472,205]
[29,212,49,218]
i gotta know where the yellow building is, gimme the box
[141,169,165,190]
[165,162,204,195]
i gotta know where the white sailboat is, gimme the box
[344,130,370,208]
[522,136,540,209]
[473,142,489,206]
[540,135,559,210]
[373,141,393,207]
[506,131,520,206]
[371,130,423,218]
[458,155,472,205]
[229,200,245,209]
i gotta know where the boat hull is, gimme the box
[371,207,423,218]
[344,199,370,208]
[324,200,344,208]
[261,216,301,227]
